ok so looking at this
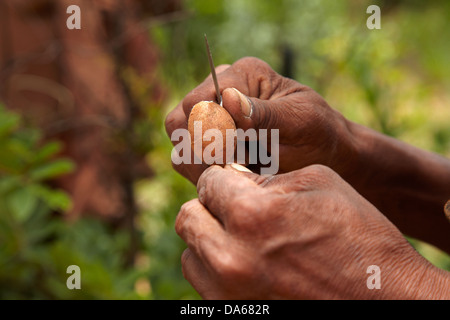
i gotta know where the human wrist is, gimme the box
[337,120,403,194]
[388,253,450,299]
[354,234,448,300]
[332,118,373,187]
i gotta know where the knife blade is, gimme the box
[204,34,222,106]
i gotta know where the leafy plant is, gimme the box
[0,105,144,299]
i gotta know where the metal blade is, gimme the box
[204,34,222,106]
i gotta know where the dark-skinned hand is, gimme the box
[175,164,449,299]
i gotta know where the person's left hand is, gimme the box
[175,164,442,299]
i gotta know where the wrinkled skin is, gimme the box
[165,57,355,184]
[175,164,447,299]
[166,57,450,299]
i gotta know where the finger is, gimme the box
[214,64,231,74]
[221,87,308,132]
[165,101,186,137]
[175,199,228,269]
[225,163,273,186]
[196,165,263,226]
[182,64,246,117]
[172,156,209,185]
[180,248,218,299]
[263,165,337,193]
[202,64,232,89]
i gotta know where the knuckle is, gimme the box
[174,211,185,237]
[214,250,248,281]
[182,88,203,115]
[227,193,267,230]
[304,164,334,176]
[175,199,197,236]
[233,57,269,70]
[180,249,195,282]
[181,198,199,213]
[180,248,191,268]
[297,164,337,188]
[216,64,231,74]
[164,109,178,135]
[196,165,220,190]
[228,194,258,216]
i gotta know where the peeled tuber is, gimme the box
[188,101,236,165]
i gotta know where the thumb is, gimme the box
[223,163,272,186]
[222,87,290,131]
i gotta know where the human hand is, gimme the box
[175,164,448,299]
[165,57,357,184]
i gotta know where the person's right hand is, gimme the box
[175,164,450,299]
[165,57,358,185]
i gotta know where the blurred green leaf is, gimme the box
[29,159,74,182]
[29,184,72,212]
[0,138,29,173]
[6,187,38,223]
[0,175,22,194]
[2,0,450,301]
[34,142,63,164]
[0,110,20,138]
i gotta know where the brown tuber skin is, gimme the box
[188,101,236,165]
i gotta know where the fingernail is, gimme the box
[232,88,252,118]
[229,163,253,173]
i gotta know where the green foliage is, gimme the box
[153,0,450,155]
[136,140,200,299]
[2,0,449,300]
[0,105,73,215]
[0,106,143,299]
[149,0,450,289]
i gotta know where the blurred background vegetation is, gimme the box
[0,0,449,299]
